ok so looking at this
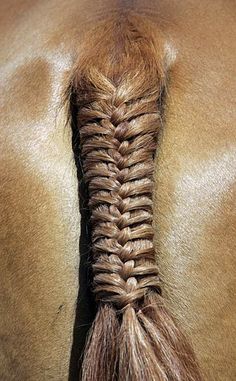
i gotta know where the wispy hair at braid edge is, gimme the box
[71,14,203,381]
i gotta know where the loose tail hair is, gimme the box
[71,14,202,381]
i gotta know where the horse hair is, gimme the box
[71,14,203,381]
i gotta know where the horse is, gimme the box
[0,1,235,380]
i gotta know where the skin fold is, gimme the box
[0,0,235,380]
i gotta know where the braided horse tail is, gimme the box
[71,14,202,381]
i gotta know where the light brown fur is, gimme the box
[0,1,236,380]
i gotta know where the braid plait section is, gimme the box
[72,14,203,381]
[80,79,161,311]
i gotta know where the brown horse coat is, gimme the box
[0,1,235,380]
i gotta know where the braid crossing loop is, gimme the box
[79,78,162,310]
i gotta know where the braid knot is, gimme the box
[78,81,161,310]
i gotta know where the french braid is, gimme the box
[72,14,202,381]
